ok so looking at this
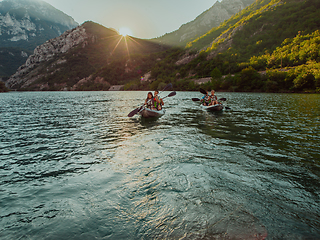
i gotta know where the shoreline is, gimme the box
[1,89,319,94]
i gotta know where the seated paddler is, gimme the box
[154,90,164,110]
[145,92,155,109]
[201,90,210,106]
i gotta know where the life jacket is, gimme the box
[202,95,210,103]
[153,96,161,108]
[146,98,154,108]
[210,95,217,101]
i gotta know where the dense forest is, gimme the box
[124,0,320,93]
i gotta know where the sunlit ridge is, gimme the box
[119,27,132,37]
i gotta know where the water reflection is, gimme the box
[0,91,319,239]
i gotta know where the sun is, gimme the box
[119,27,133,37]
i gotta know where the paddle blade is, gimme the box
[162,83,173,92]
[128,106,142,117]
[219,98,226,101]
[162,91,177,99]
[168,91,176,97]
[192,98,200,101]
[200,88,207,95]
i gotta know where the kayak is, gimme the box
[201,104,224,111]
[139,107,165,118]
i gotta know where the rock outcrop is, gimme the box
[0,0,78,77]
[0,0,78,46]
[7,25,89,89]
[5,21,168,91]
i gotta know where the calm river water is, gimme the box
[0,91,319,239]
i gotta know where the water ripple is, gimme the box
[0,91,319,239]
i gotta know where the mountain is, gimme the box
[185,0,320,58]
[144,0,320,93]
[0,0,78,77]
[154,0,255,47]
[6,0,320,93]
[0,47,30,77]
[6,21,170,91]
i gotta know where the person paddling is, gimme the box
[201,90,210,106]
[209,90,219,106]
[154,90,164,110]
[145,92,155,109]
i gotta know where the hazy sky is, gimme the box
[42,0,218,39]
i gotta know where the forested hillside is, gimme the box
[6,0,320,93]
[126,0,320,93]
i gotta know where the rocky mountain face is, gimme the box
[6,25,88,89]
[0,0,78,77]
[154,0,255,46]
[6,21,169,91]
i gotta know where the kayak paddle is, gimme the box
[200,88,207,95]
[128,106,143,117]
[162,91,176,99]
[159,83,173,94]
[192,97,226,102]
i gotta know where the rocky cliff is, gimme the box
[0,0,78,48]
[6,21,169,91]
[7,24,92,89]
[0,0,78,77]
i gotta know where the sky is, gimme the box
[42,0,218,39]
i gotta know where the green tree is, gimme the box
[238,66,260,91]
[211,67,222,79]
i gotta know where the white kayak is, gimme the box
[139,107,165,118]
[201,104,224,111]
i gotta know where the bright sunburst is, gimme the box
[119,27,132,36]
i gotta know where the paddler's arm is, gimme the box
[155,96,161,103]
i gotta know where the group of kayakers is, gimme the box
[127,85,226,118]
[143,89,219,111]
[201,90,220,106]
[145,90,164,110]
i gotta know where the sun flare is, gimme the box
[119,27,133,36]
